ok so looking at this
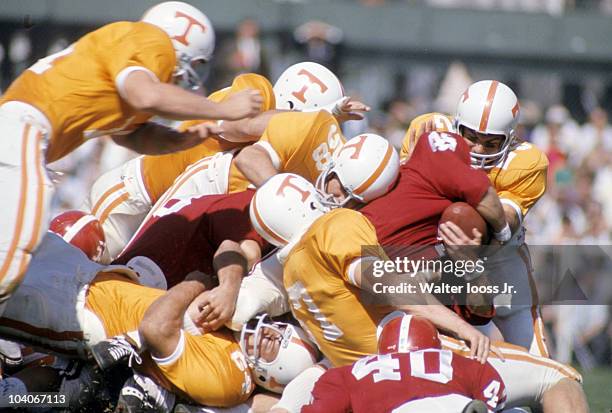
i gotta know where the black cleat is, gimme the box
[90,335,141,371]
[116,373,175,413]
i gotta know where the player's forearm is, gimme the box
[139,280,206,357]
[142,82,234,120]
[221,110,284,142]
[213,240,248,289]
[114,123,202,155]
[502,203,521,233]
[123,73,233,121]
[234,145,278,187]
[398,303,470,337]
[475,187,507,233]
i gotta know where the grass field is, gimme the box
[582,367,612,413]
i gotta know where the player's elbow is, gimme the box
[139,310,180,346]
[128,87,163,112]
[234,145,259,172]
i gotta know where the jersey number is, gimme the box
[286,281,343,341]
[312,124,343,171]
[428,132,457,152]
[351,350,454,384]
[29,45,75,75]
[483,379,501,408]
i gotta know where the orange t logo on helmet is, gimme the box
[291,69,329,103]
[171,11,207,46]
[276,175,310,202]
[338,134,367,160]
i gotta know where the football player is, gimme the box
[250,173,496,367]
[402,81,549,356]
[88,62,365,262]
[304,314,506,413]
[113,133,398,332]
[0,1,262,313]
[0,232,317,410]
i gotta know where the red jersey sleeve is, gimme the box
[302,366,352,413]
[410,131,490,208]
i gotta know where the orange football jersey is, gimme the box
[227,110,345,193]
[400,112,454,161]
[487,141,548,218]
[140,73,275,203]
[86,272,253,406]
[0,22,176,163]
[283,208,389,367]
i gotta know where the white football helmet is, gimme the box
[454,80,520,169]
[250,173,327,247]
[273,62,344,112]
[316,133,400,207]
[142,1,215,89]
[239,314,319,393]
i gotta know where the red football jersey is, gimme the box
[304,349,506,413]
[361,131,490,247]
[113,190,268,287]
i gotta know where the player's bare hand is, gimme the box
[193,283,240,332]
[218,89,263,120]
[186,122,223,138]
[439,221,482,262]
[458,324,491,364]
[332,96,371,122]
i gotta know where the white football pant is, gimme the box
[0,102,54,314]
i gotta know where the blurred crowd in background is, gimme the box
[0,3,610,370]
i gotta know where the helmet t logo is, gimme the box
[172,11,206,46]
[291,69,329,103]
[339,135,367,159]
[276,175,310,202]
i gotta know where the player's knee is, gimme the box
[541,378,588,413]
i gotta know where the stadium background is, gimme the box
[1,0,611,409]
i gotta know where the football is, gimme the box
[440,202,488,242]
[49,210,106,261]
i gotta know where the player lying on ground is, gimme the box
[0,233,317,410]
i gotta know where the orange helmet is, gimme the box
[376,311,441,354]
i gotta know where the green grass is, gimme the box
[581,367,612,413]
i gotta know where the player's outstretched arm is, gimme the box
[122,70,262,121]
[234,144,279,187]
[113,122,222,155]
[214,110,287,143]
[139,278,208,359]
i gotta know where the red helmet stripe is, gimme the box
[478,80,499,132]
[398,314,412,353]
[353,143,393,195]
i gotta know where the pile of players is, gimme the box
[0,1,590,412]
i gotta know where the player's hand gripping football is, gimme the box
[218,89,263,120]
[438,221,482,262]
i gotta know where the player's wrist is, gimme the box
[493,222,511,242]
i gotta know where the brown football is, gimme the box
[440,202,488,242]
